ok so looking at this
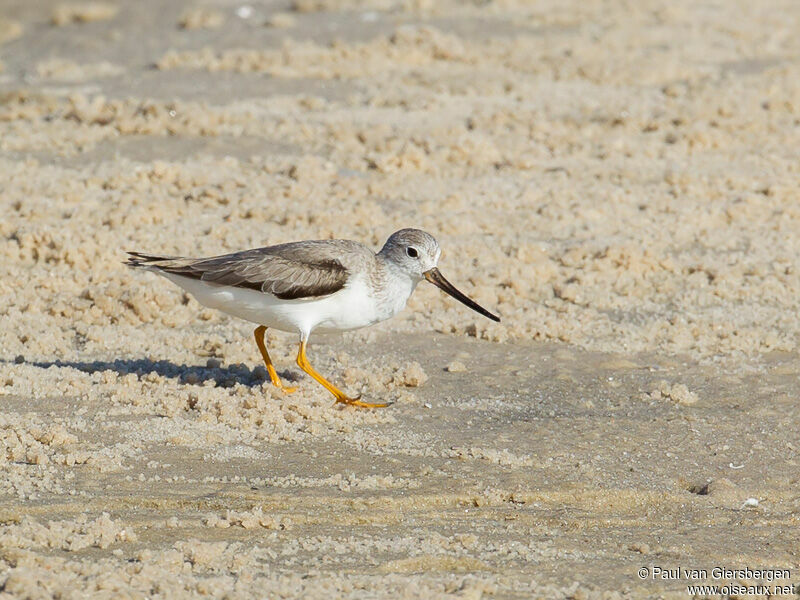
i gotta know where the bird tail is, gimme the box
[124,251,185,270]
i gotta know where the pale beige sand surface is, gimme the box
[1,0,799,598]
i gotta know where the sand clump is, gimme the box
[265,13,297,29]
[0,19,22,44]
[51,2,118,26]
[35,58,124,82]
[0,513,136,552]
[204,507,292,530]
[156,26,472,78]
[178,7,225,30]
[444,360,466,373]
[646,380,698,405]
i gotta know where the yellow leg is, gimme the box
[254,326,296,393]
[296,340,390,408]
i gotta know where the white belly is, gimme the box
[161,273,402,337]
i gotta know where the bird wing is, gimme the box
[126,242,349,300]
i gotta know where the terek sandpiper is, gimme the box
[126,228,500,408]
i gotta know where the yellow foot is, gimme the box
[335,395,392,409]
[294,340,392,408]
[275,383,298,394]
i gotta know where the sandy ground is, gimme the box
[1,0,800,597]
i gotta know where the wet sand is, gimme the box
[1,0,799,597]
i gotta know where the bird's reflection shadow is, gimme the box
[23,358,299,388]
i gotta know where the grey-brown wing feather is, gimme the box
[126,243,349,300]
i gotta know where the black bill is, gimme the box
[424,268,500,322]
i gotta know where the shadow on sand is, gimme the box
[17,358,299,388]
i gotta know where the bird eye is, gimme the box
[406,247,419,258]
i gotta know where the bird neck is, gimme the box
[373,254,419,319]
